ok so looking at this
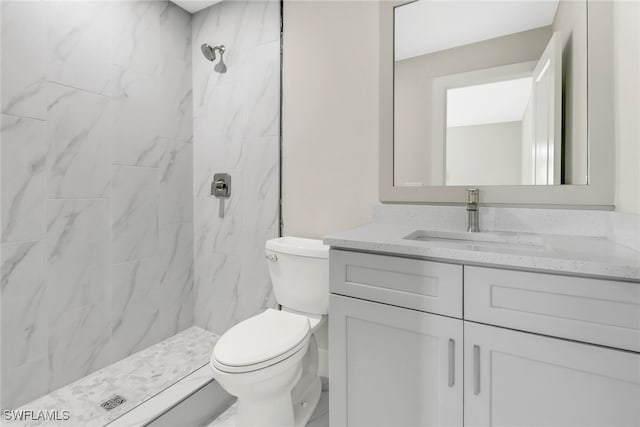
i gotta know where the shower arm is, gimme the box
[211,45,226,59]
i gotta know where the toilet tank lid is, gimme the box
[266,236,329,259]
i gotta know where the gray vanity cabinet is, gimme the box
[329,294,463,427]
[329,249,640,427]
[464,321,640,427]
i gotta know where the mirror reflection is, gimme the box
[393,0,587,187]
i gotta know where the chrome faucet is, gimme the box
[466,189,480,232]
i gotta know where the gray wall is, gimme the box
[192,0,281,334]
[394,26,552,187]
[1,1,194,409]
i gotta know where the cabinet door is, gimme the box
[464,322,640,427]
[330,294,463,427]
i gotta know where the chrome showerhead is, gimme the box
[201,43,227,73]
[201,43,217,61]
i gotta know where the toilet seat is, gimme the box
[212,309,311,373]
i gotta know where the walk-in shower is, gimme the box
[201,43,227,73]
[1,0,280,422]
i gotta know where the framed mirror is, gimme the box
[379,0,615,207]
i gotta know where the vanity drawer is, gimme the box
[330,249,462,318]
[464,266,640,352]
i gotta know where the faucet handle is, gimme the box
[466,188,479,204]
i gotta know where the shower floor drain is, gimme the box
[101,395,126,411]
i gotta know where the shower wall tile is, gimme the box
[112,166,159,264]
[159,222,193,299]
[197,227,279,335]
[112,1,193,143]
[1,0,193,410]
[0,1,47,120]
[193,80,245,139]
[194,252,243,335]
[161,20,194,144]
[160,139,194,225]
[111,68,168,167]
[1,240,46,302]
[47,1,113,95]
[46,199,110,315]
[113,1,191,78]
[1,289,49,373]
[110,66,192,167]
[193,186,244,260]
[242,41,281,139]
[242,136,280,230]
[193,0,280,335]
[111,257,162,360]
[193,198,216,259]
[156,222,195,337]
[193,122,244,197]
[242,0,281,48]
[48,303,113,391]
[237,226,279,320]
[157,296,194,342]
[1,241,48,371]
[193,227,277,335]
[112,1,166,74]
[0,355,49,411]
[191,4,244,104]
[1,115,47,243]
[47,83,111,198]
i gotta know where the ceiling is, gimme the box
[395,0,559,61]
[170,0,222,14]
[447,77,533,128]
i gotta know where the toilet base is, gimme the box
[292,376,321,427]
[234,362,302,427]
[233,371,321,427]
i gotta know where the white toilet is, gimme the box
[210,236,329,427]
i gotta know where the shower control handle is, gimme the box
[211,173,231,198]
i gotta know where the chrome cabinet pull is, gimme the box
[473,344,481,395]
[448,338,455,387]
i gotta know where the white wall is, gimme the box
[281,0,639,234]
[614,0,640,215]
[446,122,522,186]
[282,1,379,239]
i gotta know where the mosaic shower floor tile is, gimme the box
[4,327,218,427]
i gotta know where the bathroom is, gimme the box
[0,0,638,426]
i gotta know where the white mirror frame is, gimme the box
[380,0,615,208]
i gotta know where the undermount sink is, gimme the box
[403,230,546,251]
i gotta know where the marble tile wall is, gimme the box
[192,0,281,335]
[1,0,194,410]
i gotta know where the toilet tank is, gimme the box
[265,237,329,315]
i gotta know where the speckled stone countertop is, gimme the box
[324,223,640,281]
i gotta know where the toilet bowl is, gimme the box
[210,237,329,427]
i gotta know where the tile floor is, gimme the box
[5,327,218,427]
[207,390,329,427]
